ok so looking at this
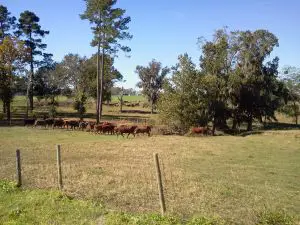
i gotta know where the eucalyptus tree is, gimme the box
[136,59,170,114]
[280,66,300,124]
[81,0,132,123]
[16,10,50,111]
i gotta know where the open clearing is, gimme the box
[0,127,299,224]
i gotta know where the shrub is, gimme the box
[73,92,87,120]
[48,105,57,118]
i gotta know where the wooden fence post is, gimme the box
[154,153,166,216]
[56,145,63,189]
[16,149,22,187]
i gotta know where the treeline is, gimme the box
[136,29,300,133]
[1,2,299,130]
[0,1,131,121]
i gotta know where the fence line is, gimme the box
[1,145,186,215]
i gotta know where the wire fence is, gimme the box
[0,144,187,215]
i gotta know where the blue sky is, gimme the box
[2,0,300,89]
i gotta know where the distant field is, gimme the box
[111,95,146,102]
[0,127,299,224]
[0,95,154,123]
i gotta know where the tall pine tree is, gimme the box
[81,0,132,123]
[16,10,50,112]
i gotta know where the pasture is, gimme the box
[0,127,299,224]
[0,95,156,127]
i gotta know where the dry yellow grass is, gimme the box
[0,127,299,224]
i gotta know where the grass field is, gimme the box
[0,127,299,224]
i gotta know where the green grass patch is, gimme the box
[0,180,297,225]
[111,95,146,102]
[0,181,104,225]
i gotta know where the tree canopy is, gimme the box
[159,29,287,133]
[81,0,132,123]
[16,10,51,111]
[136,59,169,114]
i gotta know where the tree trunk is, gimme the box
[212,116,216,136]
[151,98,154,114]
[232,118,237,130]
[247,114,253,131]
[293,102,298,125]
[28,36,34,111]
[96,41,100,124]
[3,101,6,114]
[120,98,123,113]
[120,87,123,113]
[99,47,104,122]
[6,101,10,122]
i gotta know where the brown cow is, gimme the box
[52,119,65,129]
[85,122,96,132]
[115,125,138,138]
[135,125,152,137]
[93,124,103,134]
[191,126,211,135]
[101,124,116,135]
[78,121,89,131]
[64,120,79,130]
[24,118,36,126]
[45,118,54,128]
[33,119,47,128]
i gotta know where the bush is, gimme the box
[48,105,57,118]
[0,112,4,120]
[73,92,87,119]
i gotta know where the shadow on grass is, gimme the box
[263,122,300,130]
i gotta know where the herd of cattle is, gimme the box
[23,117,212,137]
[24,118,152,138]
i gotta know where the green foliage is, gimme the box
[16,10,50,60]
[81,0,132,122]
[158,54,204,132]
[256,209,295,225]
[84,53,123,101]
[0,36,28,120]
[80,0,132,54]
[136,59,170,114]
[280,66,300,124]
[0,4,16,41]
[73,91,87,119]
[16,10,51,110]
[159,28,287,133]
[47,96,57,118]
[0,180,18,193]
